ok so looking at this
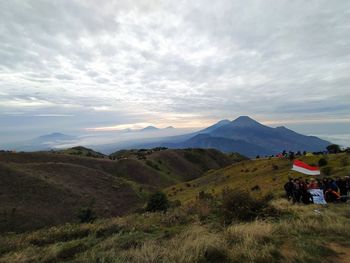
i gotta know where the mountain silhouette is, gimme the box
[164,116,330,157]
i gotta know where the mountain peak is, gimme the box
[231,116,261,127]
[276,126,287,130]
[141,126,159,132]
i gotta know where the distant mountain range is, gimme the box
[1,116,331,157]
[160,116,331,157]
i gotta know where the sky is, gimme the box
[0,0,349,146]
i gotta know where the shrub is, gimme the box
[77,207,96,223]
[318,158,328,167]
[219,188,273,224]
[146,191,169,212]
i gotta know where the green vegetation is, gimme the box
[146,191,170,212]
[327,144,341,154]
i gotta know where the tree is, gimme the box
[327,144,341,154]
[146,191,169,212]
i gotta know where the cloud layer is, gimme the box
[0,0,350,142]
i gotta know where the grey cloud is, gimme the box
[0,0,350,143]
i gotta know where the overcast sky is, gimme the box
[0,0,349,144]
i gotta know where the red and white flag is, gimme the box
[291,160,320,175]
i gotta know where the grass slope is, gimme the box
[0,148,242,233]
[0,199,349,262]
[0,153,349,262]
[166,153,350,203]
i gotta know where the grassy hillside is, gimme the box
[0,153,349,262]
[0,196,349,262]
[0,148,243,233]
[165,153,350,203]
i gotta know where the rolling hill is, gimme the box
[0,148,245,233]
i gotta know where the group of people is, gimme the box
[284,176,350,204]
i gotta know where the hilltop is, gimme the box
[55,146,106,158]
[0,148,245,233]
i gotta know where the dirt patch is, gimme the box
[328,243,350,263]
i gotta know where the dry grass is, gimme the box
[2,199,349,263]
[1,153,350,262]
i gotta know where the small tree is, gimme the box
[146,191,169,212]
[327,144,341,154]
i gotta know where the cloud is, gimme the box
[0,0,350,143]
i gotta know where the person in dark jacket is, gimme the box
[292,179,301,203]
[299,178,312,204]
[325,179,340,202]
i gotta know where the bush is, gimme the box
[219,188,273,224]
[77,207,96,223]
[318,158,328,167]
[146,191,169,212]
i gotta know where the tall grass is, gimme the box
[1,197,350,263]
